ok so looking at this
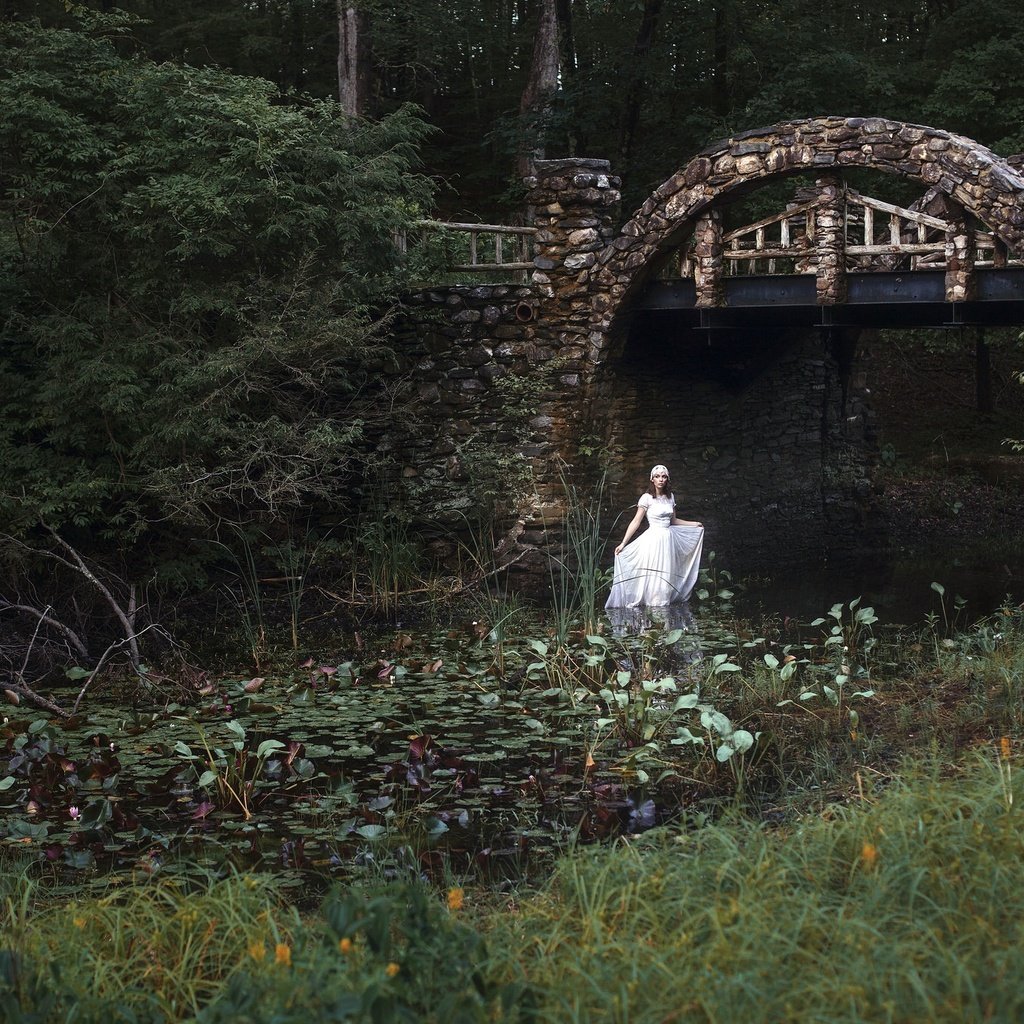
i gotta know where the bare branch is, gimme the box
[71,623,170,715]
[0,600,90,659]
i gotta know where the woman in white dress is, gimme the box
[605,465,704,610]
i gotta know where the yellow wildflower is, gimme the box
[385,962,400,978]
[338,937,353,954]
[248,941,266,962]
[1000,736,1012,761]
[275,943,291,967]
[447,887,464,912]
[73,916,87,930]
[861,842,878,868]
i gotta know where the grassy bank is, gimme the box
[2,753,1021,1022]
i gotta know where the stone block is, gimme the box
[735,154,764,174]
[564,252,597,271]
[567,228,600,247]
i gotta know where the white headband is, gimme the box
[650,464,669,479]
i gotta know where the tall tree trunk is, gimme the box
[555,0,577,153]
[555,0,575,79]
[337,1,371,116]
[516,0,560,179]
[287,0,306,91]
[618,0,663,169]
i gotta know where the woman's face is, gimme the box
[652,471,669,491]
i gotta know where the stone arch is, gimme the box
[586,116,1024,364]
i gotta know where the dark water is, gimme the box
[730,549,1024,626]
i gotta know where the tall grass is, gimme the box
[0,872,520,1023]
[1,871,298,1021]
[350,487,424,617]
[486,753,1024,1023]
[547,466,610,646]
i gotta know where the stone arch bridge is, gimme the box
[393,117,1024,573]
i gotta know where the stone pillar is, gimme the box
[945,204,977,302]
[815,174,847,305]
[693,209,725,307]
[524,158,621,298]
[520,159,621,529]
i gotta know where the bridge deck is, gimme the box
[635,268,1024,329]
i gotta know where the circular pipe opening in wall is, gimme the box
[515,301,535,323]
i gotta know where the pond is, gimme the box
[0,623,715,895]
[4,537,1021,895]
[730,546,1024,625]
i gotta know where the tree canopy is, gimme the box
[9,0,1021,214]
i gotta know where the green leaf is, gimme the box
[671,727,704,745]
[730,729,755,753]
[700,709,732,735]
[931,581,945,596]
[356,824,387,840]
[255,739,286,758]
[0,777,15,791]
[763,653,780,670]
[672,693,699,711]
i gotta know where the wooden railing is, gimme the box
[670,188,1019,278]
[396,220,537,280]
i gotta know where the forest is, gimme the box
[2,2,1024,1021]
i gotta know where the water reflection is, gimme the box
[605,602,704,680]
[606,601,697,637]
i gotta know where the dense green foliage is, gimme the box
[0,12,433,571]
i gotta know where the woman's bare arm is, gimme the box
[615,506,648,556]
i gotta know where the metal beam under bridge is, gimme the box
[634,268,1024,330]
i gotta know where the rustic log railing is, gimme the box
[672,186,1020,280]
[396,220,537,280]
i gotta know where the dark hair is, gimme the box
[646,473,673,499]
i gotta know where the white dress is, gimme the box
[605,493,704,608]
